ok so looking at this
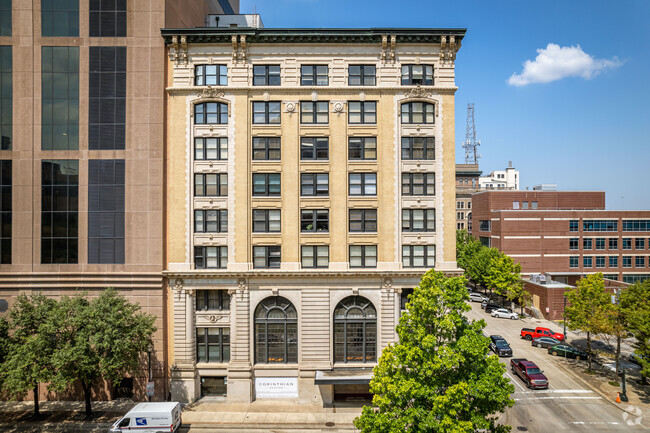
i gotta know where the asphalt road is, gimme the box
[466,299,648,432]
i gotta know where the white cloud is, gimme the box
[508,43,621,86]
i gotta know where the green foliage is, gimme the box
[456,229,482,270]
[485,255,521,297]
[466,247,501,289]
[354,270,514,433]
[619,280,650,378]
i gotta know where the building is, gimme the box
[162,26,465,403]
[472,190,650,284]
[0,0,238,402]
[479,161,519,190]
[455,163,481,231]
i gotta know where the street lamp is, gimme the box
[147,342,154,402]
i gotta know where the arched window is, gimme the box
[195,102,228,124]
[254,296,297,363]
[401,102,435,124]
[334,296,377,363]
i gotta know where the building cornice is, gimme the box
[166,86,459,95]
[163,269,460,279]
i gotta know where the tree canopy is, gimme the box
[619,279,650,379]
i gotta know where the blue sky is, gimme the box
[240,0,650,209]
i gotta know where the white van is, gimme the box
[109,402,182,433]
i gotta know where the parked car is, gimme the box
[469,292,488,303]
[531,336,562,348]
[491,308,519,320]
[547,344,588,360]
[510,358,549,389]
[629,352,647,365]
[484,303,503,314]
[520,327,565,342]
[109,402,182,433]
[489,335,513,357]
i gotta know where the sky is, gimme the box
[240,0,650,209]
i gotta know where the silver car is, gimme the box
[469,292,488,303]
[491,308,519,320]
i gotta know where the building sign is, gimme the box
[146,381,155,397]
[254,377,298,398]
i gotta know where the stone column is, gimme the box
[228,279,253,402]
[170,280,198,402]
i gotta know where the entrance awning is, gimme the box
[314,369,373,385]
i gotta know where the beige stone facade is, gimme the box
[163,28,464,403]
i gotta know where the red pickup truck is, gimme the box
[520,327,564,341]
[510,358,549,389]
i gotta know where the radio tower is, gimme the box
[463,103,481,164]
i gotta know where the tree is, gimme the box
[354,270,514,433]
[456,229,482,271]
[485,254,521,298]
[0,293,58,417]
[564,273,611,371]
[49,289,157,417]
[465,247,501,290]
[619,280,650,381]
[599,301,627,378]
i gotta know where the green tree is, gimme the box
[466,247,501,290]
[564,273,611,371]
[485,254,521,298]
[619,280,650,381]
[0,316,9,389]
[49,288,157,417]
[456,229,482,271]
[0,293,58,417]
[354,270,514,433]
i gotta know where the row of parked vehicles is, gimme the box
[468,290,520,320]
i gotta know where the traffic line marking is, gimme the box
[514,396,602,401]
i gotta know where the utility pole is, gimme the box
[463,103,481,165]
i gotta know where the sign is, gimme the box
[135,417,148,426]
[255,377,298,398]
[146,381,155,397]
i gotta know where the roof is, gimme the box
[129,402,180,412]
[161,27,466,45]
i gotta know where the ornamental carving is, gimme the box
[332,101,344,116]
[404,85,433,99]
[168,36,188,65]
[285,102,296,113]
[197,87,225,100]
[440,35,460,65]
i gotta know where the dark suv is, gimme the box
[489,335,513,357]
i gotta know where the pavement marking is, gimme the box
[536,389,594,393]
[506,372,526,391]
[514,396,602,401]
[569,421,620,425]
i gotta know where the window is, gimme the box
[609,256,618,267]
[254,297,297,363]
[623,256,632,268]
[569,238,578,250]
[0,160,10,263]
[569,256,578,268]
[89,47,126,150]
[41,160,78,264]
[195,137,227,160]
[196,328,230,363]
[609,238,618,249]
[401,172,435,195]
[349,173,377,196]
[457,223,464,230]
[0,46,10,150]
[195,65,227,86]
[457,201,464,209]
[348,102,376,124]
[623,274,650,284]
[348,65,375,86]
[569,220,579,232]
[349,209,377,232]
[583,220,618,232]
[252,137,281,160]
[196,290,230,311]
[253,65,281,86]
[623,220,650,231]
[457,212,464,220]
[400,289,414,311]
[300,173,329,196]
[401,137,434,160]
[400,102,435,124]
[583,239,592,250]
[479,237,491,247]
[603,274,618,281]
[301,65,328,86]
[88,159,125,264]
[583,256,592,268]
[253,246,281,269]
[401,64,433,85]
[195,102,228,124]
[90,0,126,37]
[300,137,328,160]
[42,47,79,150]
[479,220,491,232]
[595,238,605,250]
[0,1,10,36]
[636,238,645,250]
[348,137,376,160]
[402,209,435,232]
[194,173,227,196]
[349,245,377,268]
[301,245,329,268]
[252,209,281,233]
[532,201,538,210]
[636,256,645,268]
[301,209,328,232]
[623,238,632,250]
[252,173,281,196]
[402,245,435,268]
[195,209,227,233]
[42,0,78,37]
[596,256,605,268]
[522,201,529,210]
[300,101,328,124]
[252,101,281,124]
[334,296,376,363]
[194,246,227,269]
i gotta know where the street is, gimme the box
[466,300,648,432]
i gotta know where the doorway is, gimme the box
[200,376,227,397]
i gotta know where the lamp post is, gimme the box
[563,294,567,341]
[147,342,154,402]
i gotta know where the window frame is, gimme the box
[194,246,228,269]
[402,245,436,268]
[349,245,377,268]
[595,256,606,268]
[622,238,632,250]
[194,64,227,86]
[401,64,434,85]
[252,137,281,161]
[400,102,435,124]
[252,101,281,125]
[254,296,298,364]
[300,137,329,160]
[253,65,281,86]
[583,256,593,268]
[196,327,230,363]
[623,256,632,268]
[348,137,377,160]
[252,173,281,196]
[194,173,228,197]
[300,209,329,233]
[609,256,618,267]
[348,65,376,86]
[194,102,228,125]
[401,137,435,160]
[401,172,435,196]
[301,65,328,86]
[569,256,579,268]
[301,245,329,269]
[349,209,377,232]
[636,256,645,268]
[300,101,329,124]
[196,290,230,311]
[194,137,228,160]
[253,246,281,269]
[252,209,281,233]
[583,238,592,250]
[402,208,435,232]
[194,209,228,233]
[334,296,377,363]
[300,173,329,197]
[595,238,606,250]
[635,238,646,250]
[348,173,377,196]
[569,238,579,250]
[348,101,377,124]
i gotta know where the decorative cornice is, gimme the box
[167,86,458,95]
[196,86,225,100]
[403,85,433,99]
[163,269,447,279]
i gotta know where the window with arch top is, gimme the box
[334,296,377,363]
[195,102,228,124]
[401,102,435,124]
[254,296,298,363]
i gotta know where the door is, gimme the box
[333,384,371,402]
[201,376,227,397]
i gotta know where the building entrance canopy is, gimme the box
[314,369,373,385]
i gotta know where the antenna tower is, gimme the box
[463,103,481,164]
